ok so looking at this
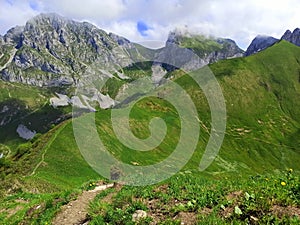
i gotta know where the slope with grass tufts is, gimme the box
[0,40,300,224]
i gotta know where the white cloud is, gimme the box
[46,0,126,21]
[0,0,38,33]
[1,0,300,49]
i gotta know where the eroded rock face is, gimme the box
[0,13,145,87]
[281,28,300,46]
[245,35,278,56]
[50,91,115,110]
[0,13,247,88]
[164,31,244,70]
[244,28,300,57]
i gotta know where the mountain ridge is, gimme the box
[245,27,300,56]
[0,13,244,88]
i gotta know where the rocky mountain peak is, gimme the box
[165,29,244,64]
[0,13,141,87]
[282,28,300,46]
[109,32,131,47]
[245,35,278,56]
[26,13,70,27]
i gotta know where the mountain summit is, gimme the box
[167,30,244,61]
[0,13,144,87]
[245,28,300,56]
[244,35,278,56]
[281,28,300,46]
[0,14,246,87]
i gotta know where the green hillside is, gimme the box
[0,41,300,224]
[173,34,244,58]
[0,80,71,149]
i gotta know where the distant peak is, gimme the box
[293,28,300,33]
[23,13,70,31]
[245,35,278,56]
[255,34,275,39]
[282,29,292,38]
[281,28,300,47]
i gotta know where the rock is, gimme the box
[0,14,247,88]
[281,28,300,46]
[16,124,36,140]
[245,35,278,56]
[132,210,147,222]
[50,93,70,107]
[161,31,244,71]
[0,13,145,87]
[151,63,167,85]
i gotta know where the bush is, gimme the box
[14,142,32,159]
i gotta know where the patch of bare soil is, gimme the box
[173,212,197,225]
[3,205,24,218]
[199,207,213,216]
[219,206,234,219]
[226,190,243,201]
[219,191,244,219]
[52,183,114,225]
[271,205,300,218]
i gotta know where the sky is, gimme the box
[0,0,299,49]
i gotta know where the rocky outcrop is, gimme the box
[245,28,300,56]
[244,35,278,56]
[0,13,146,87]
[50,91,115,110]
[16,124,36,140]
[0,13,246,89]
[281,28,300,46]
[164,31,244,70]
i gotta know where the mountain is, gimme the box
[0,14,245,88]
[0,13,250,146]
[1,40,299,224]
[1,14,300,224]
[245,28,300,56]
[167,30,244,63]
[244,35,278,56]
[0,13,148,87]
[281,28,300,46]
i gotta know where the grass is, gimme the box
[176,34,243,58]
[0,79,71,149]
[86,169,300,224]
[0,41,300,223]
[0,189,80,225]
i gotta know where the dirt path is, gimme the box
[52,183,114,225]
[30,122,69,176]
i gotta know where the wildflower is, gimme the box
[265,178,269,181]
[281,181,286,186]
[289,168,293,173]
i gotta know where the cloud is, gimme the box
[1,0,300,49]
[0,0,38,33]
[45,0,126,21]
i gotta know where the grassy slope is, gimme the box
[6,40,300,187]
[204,40,300,174]
[0,79,71,149]
[177,34,243,58]
[1,41,300,224]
